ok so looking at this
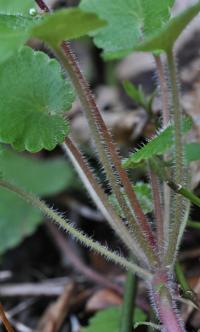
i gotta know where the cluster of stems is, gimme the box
[0,1,194,331]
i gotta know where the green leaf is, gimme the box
[136,1,200,53]
[123,81,146,108]
[80,0,174,59]
[0,146,77,254]
[0,14,35,63]
[0,147,76,196]
[0,0,35,15]
[0,189,42,254]
[185,143,200,163]
[31,8,106,46]
[109,182,153,216]
[82,307,146,332]
[0,47,75,152]
[123,118,192,169]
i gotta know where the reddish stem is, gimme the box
[35,0,50,12]
[149,165,164,253]
[34,0,158,263]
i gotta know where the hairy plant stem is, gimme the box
[148,162,164,253]
[34,0,157,265]
[0,179,152,280]
[54,42,158,266]
[120,266,137,332]
[154,54,171,247]
[165,50,185,266]
[63,137,146,263]
[152,271,185,332]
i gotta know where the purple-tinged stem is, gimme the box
[34,0,158,264]
[148,164,164,254]
[35,0,50,12]
[154,54,171,249]
[152,272,185,332]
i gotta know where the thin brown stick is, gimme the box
[0,303,14,332]
[46,223,123,294]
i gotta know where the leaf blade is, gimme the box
[31,8,106,45]
[0,47,75,152]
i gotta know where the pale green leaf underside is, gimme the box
[0,0,35,15]
[0,146,77,253]
[123,119,192,168]
[80,0,174,59]
[31,8,106,45]
[136,1,200,53]
[83,307,146,332]
[0,47,75,152]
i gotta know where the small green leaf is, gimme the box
[109,182,153,217]
[136,1,200,53]
[80,0,174,59]
[0,146,78,253]
[0,47,75,152]
[0,0,35,15]
[82,307,146,332]
[123,81,146,108]
[0,14,35,63]
[123,118,192,169]
[31,8,106,46]
[185,143,200,163]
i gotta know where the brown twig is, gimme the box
[0,303,14,332]
[46,222,123,294]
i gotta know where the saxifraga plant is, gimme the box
[1,0,200,331]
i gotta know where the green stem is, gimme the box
[159,51,185,266]
[149,158,199,209]
[0,179,152,281]
[187,220,200,229]
[119,266,137,332]
[167,50,184,185]
[154,54,171,247]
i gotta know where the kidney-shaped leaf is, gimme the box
[80,0,174,59]
[0,47,75,152]
[31,8,106,46]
